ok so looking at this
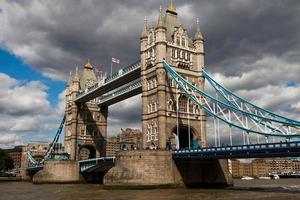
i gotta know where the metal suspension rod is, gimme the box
[229,110,233,146]
[187,98,191,149]
[213,103,217,147]
[163,60,300,138]
[176,83,179,149]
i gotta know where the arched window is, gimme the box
[153,79,157,88]
[153,102,157,111]
[149,33,154,44]
[167,100,173,111]
[182,37,185,47]
[147,105,150,113]
[179,96,188,112]
[176,36,180,45]
[150,80,154,89]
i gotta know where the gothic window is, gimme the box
[80,126,85,136]
[153,102,157,111]
[185,51,188,60]
[187,52,190,61]
[167,100,174,111]
[182,37,186,47]
[147,81,150,90]
[149,33,154,44]
[177,50,180,59]
[179,96,188,112]
[147,124,151,142]
[153,79,157,88]
[150,80,154,89]
[176,36,180,45]
[172,48,175,58]
[152,48,155,57]
[147,105,150,113]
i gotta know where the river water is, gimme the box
[1,179,300,200]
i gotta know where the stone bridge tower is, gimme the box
[140,2,206,149]
[65,60,107,160]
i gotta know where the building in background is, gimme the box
[231,158,300,178]
[5,146,24,169]
[106,128,143,156]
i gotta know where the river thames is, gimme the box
[1,179,300,200]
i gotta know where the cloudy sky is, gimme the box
[0,0,300,148]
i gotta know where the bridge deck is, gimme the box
[172,141,300,159]
[75,61,140,103]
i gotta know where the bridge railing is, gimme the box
[98,80,141,105]
[76,61,140,100]
[173,141,300,154]
[79,157,115,172]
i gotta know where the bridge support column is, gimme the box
[104,150,183,188]
[32,160,82,184]
[174,158,233,187]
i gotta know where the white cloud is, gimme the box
[0,133,24,149]
[0,72,64,148]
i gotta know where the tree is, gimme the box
[0,148,14,170]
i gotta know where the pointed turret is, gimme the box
[67,71,72,87]
[156,5,165,29]
[84,59,93,69]
[194,18,203,40]
[141,16,148,39]
[166,0,177,15]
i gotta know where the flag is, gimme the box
[95,67,102,73]
[112,57,120,64]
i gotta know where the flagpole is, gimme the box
[110,61,113,76]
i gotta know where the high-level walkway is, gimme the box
[75,61,141,103]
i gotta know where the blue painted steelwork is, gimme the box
[79,157,115,172]
[202,70,300,126]
[26,115,68,167]
[162,60,300,138]
[173,141,300,159]
[98,80,142,106]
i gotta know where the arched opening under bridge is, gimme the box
[172,125,196,149]
[79,145,96,160]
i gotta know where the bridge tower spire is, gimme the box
[140,2,206,150]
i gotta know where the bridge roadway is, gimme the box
[28,141,300,174]
[75,61,141,103]
[173,141,300,159]
[79,141,300,173]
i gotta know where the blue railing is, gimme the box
[79,157,115,172]
[172,141,300,159]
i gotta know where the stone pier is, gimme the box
[104,150,183,188]
[104,150,232,188]
[33,160,81,184]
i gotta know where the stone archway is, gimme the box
[171,125,195,149]
[79,145,96,160]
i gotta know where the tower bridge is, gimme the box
[26,1,300,187]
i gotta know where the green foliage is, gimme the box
[0,148,14,170]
